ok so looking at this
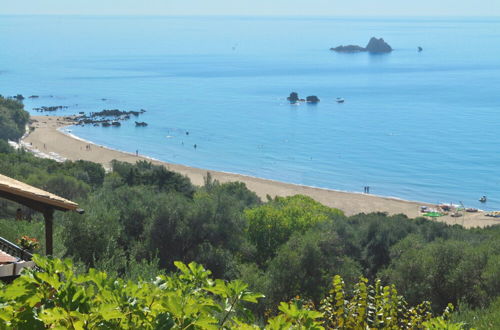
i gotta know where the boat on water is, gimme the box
[479,196,487,203]
[336,97,345,103]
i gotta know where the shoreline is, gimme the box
[23,115,500,228]
[59,126,432,206]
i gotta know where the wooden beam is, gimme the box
[0,176,79,211]
[0,190,68,212]
[44,209,54,256]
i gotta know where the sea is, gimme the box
[1,15,500,210]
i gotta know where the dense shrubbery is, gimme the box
[245,195,344,266]
[0,256,462,329]
[0,96,29,141]
[0,100,499,327]
[2,152,500,322]
[451,297,500,329]
[2,152,500,326]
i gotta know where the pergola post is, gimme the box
[43,208,54,256]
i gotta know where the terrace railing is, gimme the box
[0,236,33,261]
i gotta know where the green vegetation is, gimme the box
[0,96,498,328]
[0,256,461,329]
[451,298,500,329]
[0,96,29,141]
[245,195,343,266]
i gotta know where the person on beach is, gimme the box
[136,150,138,156]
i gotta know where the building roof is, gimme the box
[0,174,79,212]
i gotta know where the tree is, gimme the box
[0,96,29,141]
[261,224,361,307]
[245,195,344,266]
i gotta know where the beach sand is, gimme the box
[23,116,500,228]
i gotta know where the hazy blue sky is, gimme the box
[2,0,500,16]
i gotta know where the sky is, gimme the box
[2,0,500,16]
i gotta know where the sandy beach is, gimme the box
[22,115,500,228]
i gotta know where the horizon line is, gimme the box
[1,13,500,18]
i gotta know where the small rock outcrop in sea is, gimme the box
[7,94,25,101]
[287,92,300,103]
[75,108,147,127]
[33,105,69,112]
[90,109,146,117]
[135,121,148,127]
[331,37,393,53]
[306,95,320,103]
[287,92,307,104]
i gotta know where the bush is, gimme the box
[0,96,29,141]
[245,195,344,265]
[381,237,500,311]
[451,298,500,329]
[0,256,463,329]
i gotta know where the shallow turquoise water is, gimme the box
[1,15,500,209]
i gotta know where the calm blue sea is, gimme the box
[1,15,500,210]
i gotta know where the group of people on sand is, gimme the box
[363,186,370,194]
[85,144,91,151]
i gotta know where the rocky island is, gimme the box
[287,92,305,104]
[287,92,320,104]
[135,121,148,127]
[306,95,320,103]
[74,109,147,127]
[331,37,393,53]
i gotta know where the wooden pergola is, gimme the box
[0,174,83,255]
